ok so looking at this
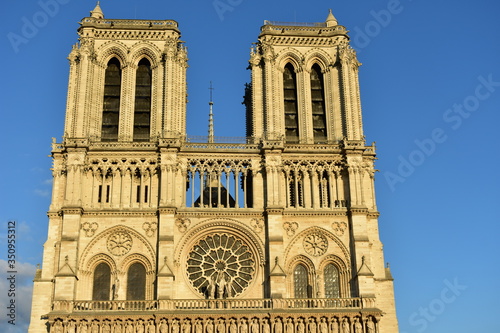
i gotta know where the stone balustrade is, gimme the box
[51,297,376,313]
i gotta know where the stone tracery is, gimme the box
[187,233,255,298]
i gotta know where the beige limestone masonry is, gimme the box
[29,4,398,333]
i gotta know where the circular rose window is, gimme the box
[187,233,255,298]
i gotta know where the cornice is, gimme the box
[83,210,157,217]
[176,209,264,219]
[282,209,348,217]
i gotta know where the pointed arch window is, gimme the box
[324,263,340,298]
[127,262,146,300]
[92,263,111,300]
[310,64,327,142]
[101,58,121,141]
[133,58,152,142]
[294,264,310,298]
[283,63,299,143]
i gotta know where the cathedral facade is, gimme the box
[29,4,398,333]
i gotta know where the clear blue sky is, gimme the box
[1,1,499,332]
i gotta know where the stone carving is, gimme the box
[91,321,99,333]
[229,319,238,333]
[67,321,76,333]
[303,233,328,256]
[216,319,225,333]
[206,319,214,333]
[53,321,63,333]
[262,319,270,333]
[365,318,375,333]
[126,321,134,333]
[183,319,192,333]
[319,318,327,333]
[47,316,378,333]
[172,319,180,333]
[187,233,255,298]
[195,319,203,333]
[353,319,362,333]
[283,222,299,236]
[148,320,156,333]
[159,319,168,333]
[274,318,282,333]
[81,222,98,237]
[341,319,350,333]
[250,318,259,333]
[143,221,157,237]
[79,321,88,333]
[331,222,347,236]
[285,319,294,333]
[114,321,123,333]
[176,217,191,233]
[330,319,338,333]
[107,231,132,256]
[297,319,305,333]
[308,319,316,333]
[102,322,111,333]
[250,218,264,233]
[240,318,248,333]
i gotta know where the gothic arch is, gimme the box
[284,226,350,267]
[175,218,265,264]
[175,218,265,298]
[129,41,162,68]
[79,224,156,273]
[318,255,350,298]
[303,49,334,72]
[287,255,315,298]
[276,48,303,72]
[96,41,128,68]
[287,254,315,275]
[85,253,117,274]
[120,253,153,273]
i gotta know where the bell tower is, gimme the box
[246,10,363,144]
[63,2,187,142]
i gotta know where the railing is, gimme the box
[263,20,327,27]
[52,298,376,313]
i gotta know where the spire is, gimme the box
[208,81,214,143]
[325,9,338,27]
[90,1,104,19]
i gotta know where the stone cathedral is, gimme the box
[29,3,398,333]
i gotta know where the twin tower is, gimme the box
[29,4,398,333]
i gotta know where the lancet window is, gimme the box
[92,263,111,301]
[283,63,299,142]
[323,263,340,298]
[310,64,327,142]
[127,263,146,300]
[101,58,121,141]
[293,264,310,298]
[185,159,253,208]
[133,58,152,142]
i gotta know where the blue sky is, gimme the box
[1,0,499,332]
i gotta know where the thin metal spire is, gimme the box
[208,81,214,143]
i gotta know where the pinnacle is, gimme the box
[90,1,104,19]
[325,9,338,27]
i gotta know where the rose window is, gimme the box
[187,233,255,298]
